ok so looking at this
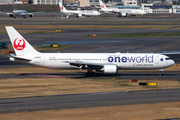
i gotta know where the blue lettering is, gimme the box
[107,55,154,63]
[148,55,153,63]
[142,57,145,62]
[128,57,136,62]
[136,56,141,63]
[108,57,113,62]
[122,57,127,63]
[115,57,120,62]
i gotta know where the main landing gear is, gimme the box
[159,69,163,76]
[85,68,95,77]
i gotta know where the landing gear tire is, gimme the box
[159,69,163,76]
[86,71,95,77]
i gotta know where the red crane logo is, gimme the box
[101,4,105,8]
[13,38,26,51]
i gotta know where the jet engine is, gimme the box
[122,13,128,17]
[77,14,82,17]
[29,13,33,17]
[7,13,14,17]
[102,65,118,74]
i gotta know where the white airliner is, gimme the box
[7,2,33,18]
[59,1,101,18]
[99,0,146,17]
[6,26,175,76]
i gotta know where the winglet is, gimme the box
[5,26,39,56]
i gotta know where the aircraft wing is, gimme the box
[0,12,9,15]
[0,12,7,14]
[65,61,105,69]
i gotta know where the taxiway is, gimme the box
[0,15,180,113]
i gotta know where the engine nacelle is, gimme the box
[7,13,14,17]
[102,65,118,74]
[29,13,33,17]
[122,13,128,17]
[78,14,82,17]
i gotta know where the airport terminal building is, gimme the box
[1,0,180,14]
[142,3,180,13]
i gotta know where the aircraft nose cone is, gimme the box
[171,60,175,66]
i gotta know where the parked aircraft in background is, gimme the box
[59,1,101,18]
[6,26,175,76]
[99,0,146,17]
[66,3,79,7]
[65,3,79,9]
[7,2,33,18]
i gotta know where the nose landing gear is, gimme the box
[159,69,163,76]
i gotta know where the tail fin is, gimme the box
[5,26,39,56]
[99,0,108,10]
[12,2,15,11]
[59,1,67,12]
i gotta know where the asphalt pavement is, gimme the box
[0,88,180,113]
[0,15,180,113]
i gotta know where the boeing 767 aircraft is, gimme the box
[6,26,174,76]
[7,2,33,18]
[99,0,146,17]
[59,1,101,18]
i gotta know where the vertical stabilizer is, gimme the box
[5,26,39,56]
[12,2,15,11]
[59,1,67,12]
[99,0,108,11]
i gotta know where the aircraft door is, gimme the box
[114,53,121,68]
[41,56,46,64]
[166,58,168,65]
[155,56,159,64]
[34,56,46,64]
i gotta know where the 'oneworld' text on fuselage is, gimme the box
[108,55,153,63]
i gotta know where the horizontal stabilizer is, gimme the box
[10,54,32,61]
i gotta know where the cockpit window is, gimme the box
[165,58,171,60]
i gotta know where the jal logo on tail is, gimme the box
[101,4,105,8]
[60,6,64,10]
[13,38,26,51]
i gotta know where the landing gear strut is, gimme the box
[66,15,70,19]
[159,69,163,76]
[86,68,94,76]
